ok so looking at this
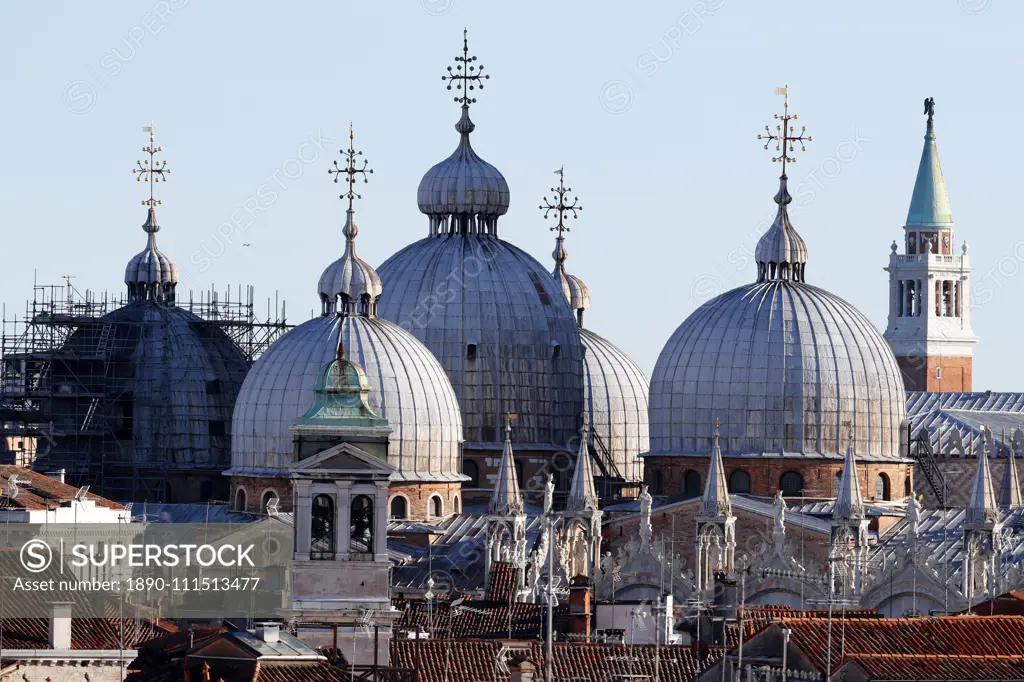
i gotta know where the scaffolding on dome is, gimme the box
[0,278,289,498]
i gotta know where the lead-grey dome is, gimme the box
[376,235,584,449]
[230,313,463,481]
[582,328,649,482]
[649,281,907,460]
[417,107,510,236]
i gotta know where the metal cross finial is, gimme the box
[758,85,812,176]
[442,28,489,106]
[133,125,171,207]
[540,166,582,237]
[328,123,373,212]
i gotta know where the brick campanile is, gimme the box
[884,100,977,391]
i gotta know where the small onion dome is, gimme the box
[552,237,590,323]
[125,207,178,304]
[417,106,510,236]
[318,209,383,316]
[755,175,807,283]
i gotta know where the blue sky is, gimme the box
[1,0,1020,389]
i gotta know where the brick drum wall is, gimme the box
[644,457,913,502]
[388,481,463,521]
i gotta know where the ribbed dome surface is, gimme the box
[417,111,510,221]
[581,328,649,482]
[125,241,178,286]
[556,270,590,314]
[230,313,463,481]
[376,234,584,449]
[317,211,383,306]
[52,303,248,470]
[649,281,907,461]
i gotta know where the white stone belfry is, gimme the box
[831,439,869,596]
[562,413,603,580]
[963,430,1003,602]
[486,415,527,587]
[695,421,735,592]
[884,101,977,391]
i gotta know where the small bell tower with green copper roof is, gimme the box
[884,98,977,391]
[290,340,392,462]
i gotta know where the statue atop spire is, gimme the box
[924,96,935,124]
[755,86,812,283]
[442,28,489,107]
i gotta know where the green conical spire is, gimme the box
[905,114,954,228]
[294,342,390,432]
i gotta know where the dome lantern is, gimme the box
[755,86,812,283]
[126,125,178,304]
[318,125,382,317]
[417,29,510,237]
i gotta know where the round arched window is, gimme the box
[390,496,408,520]
[728,470,751,494]
[779,471,804,497]
[683,470,702,499]
[876,473,891,501]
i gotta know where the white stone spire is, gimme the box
[967,432,999,525]
[999,436,1022,510]
[698,420,731,519]
[489,414,524,517]
[566,412,598,512]
[833,439,865,522]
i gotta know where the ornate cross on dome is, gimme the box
[133,125,171,207]
[329,124,373,212]
[540,166,582,237]
[758,85,812,177]
[442,28,488,106]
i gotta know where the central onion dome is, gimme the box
[376,34,583,450]
[649,174,907,461]
[230,130,464,482]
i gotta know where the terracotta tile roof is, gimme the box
[128,659,355,682]
[0,466,123,510]
[394,597,567,639]
[391,639,722,682]
[0,617,175,650]
[725,607,882,646]
[956,590,1024,616]
[780,616,1024,673]
[841,653,1024,680]
[486,562,518,602]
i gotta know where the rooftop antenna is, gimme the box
[74,485,90,501]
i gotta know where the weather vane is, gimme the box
[758,85,812,176]
[442,28,488,106]
[133,124,170,207]
[539,166,582,237]
[328,124,372,212]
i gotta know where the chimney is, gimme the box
[47,469,66,484]
[255,622,280,643]
[712,571,737,645]
[48,602,72,650]
[568,575,591,637]
[508,657,536,682]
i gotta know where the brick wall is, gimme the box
[644,457,913,502]
[896,355,972,392]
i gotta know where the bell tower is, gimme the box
[884,98,977,391]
